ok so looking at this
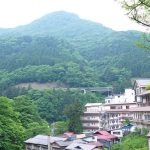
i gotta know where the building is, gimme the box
[24,135,66,150]
[82,103,104,132]
[24,134,104,150]
[82,89,136,132]
[131,79,150,128]
[133,78,150,107]
[130,106,150,128]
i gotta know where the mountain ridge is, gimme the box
[0,11,149,94]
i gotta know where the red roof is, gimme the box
[96,134,117,140]
[95,130,110,136]
[94,130,117,140]
[64,132,74,137]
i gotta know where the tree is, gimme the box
[112,132,148,150]
[64,102,83,133]
[0,97,25,150]
[51,121,68,135]
[118,0,150,27]
[118,0,150,50]
[13,96,50,138]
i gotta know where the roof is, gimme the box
[94,130,110,136]
[134,79,150,87]
[66,143,97,150]
[138,90,150,96]
[64,132,74,137]
[96,134,117,140]
[104,102,136,106]
[129,106,150,112]
[94,130,117,141]
[52,141,72,147]
[88,142,103,147]
[105,109,130,112]
[24,135,66,145]
[147,132,150,137]
[85,103,102,107]
[120,124,133,130]
[76,134,86,139]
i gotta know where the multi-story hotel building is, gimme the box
[82,89,137,132]
[82,103,105,132]
[131,79,150,128]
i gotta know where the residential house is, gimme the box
[24,135,66,150]
[133,78,150,106]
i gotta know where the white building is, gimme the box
[131,79,150,129]
[82,103,105,132]
[82,89,137,132]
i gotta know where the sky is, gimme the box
[0,0,145,31]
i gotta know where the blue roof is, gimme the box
[120,124,133,130]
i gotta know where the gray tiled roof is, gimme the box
[54,141,73,147]
[66,143,96,150]
[24,135,66,145]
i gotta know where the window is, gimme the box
[113,132,120,135]
[126,106,129,109]
[110,106,116,109]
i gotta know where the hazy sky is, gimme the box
[0,0,145,31]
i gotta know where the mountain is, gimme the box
[0,11,149,94]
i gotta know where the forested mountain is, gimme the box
[0,11,150,94]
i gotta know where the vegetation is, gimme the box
[112,132,148,150]
[0,95,52,149]
[0,89,101,149]
[118,0,150,50]
[0,12,150,94]
[64,101,83,133]
[0,11,150,149]
[118,0,150,27]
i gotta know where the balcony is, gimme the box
[81,118,99,122]
[132,119,150,125]
[82,125,99,129]
[84,111,100,115]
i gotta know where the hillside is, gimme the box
[0,11,150,94]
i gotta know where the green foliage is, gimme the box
[26,89,102,122]
[118,0,150,28]
[64,101,83,133]
[51,121,68,135]
[112,132,148,150]
[0,97,25,150]
[0,12,150,94]
[13,95,50,138]
[0,95,51,149]
[146,84,150,90]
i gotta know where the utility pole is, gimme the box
[48,134,51,150]
[48,123,55,150]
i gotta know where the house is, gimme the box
[110,124,136,138]
[131,79,150,128]
[133,78,150,106]
[51,141,72,150]
[24,135,66,150]
[65,142,103,150]
[24,134,104,150]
